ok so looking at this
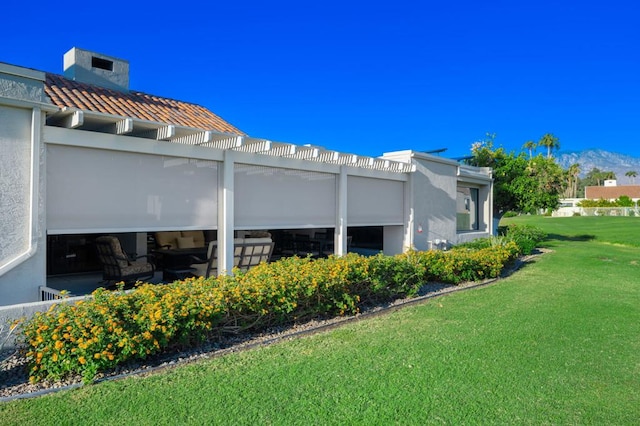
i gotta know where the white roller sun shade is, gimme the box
[347,176,404,225]
[234,164,336,228]
[47,145,218,233]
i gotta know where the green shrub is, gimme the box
[21,245,521,383]
[499,223,546,255]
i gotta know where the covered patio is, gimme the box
[1,48,493,308]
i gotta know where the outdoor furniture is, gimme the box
[188,240,220,278]
[153,246,208,280]
[154,230,206,249]
[237,237,275,271]
[280,234,330,258]
[189,238,275,278]
[95,236,155,285]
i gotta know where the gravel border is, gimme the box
[1,252,543,402]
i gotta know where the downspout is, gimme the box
[0,107,41,277]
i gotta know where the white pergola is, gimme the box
[44,107,415,275]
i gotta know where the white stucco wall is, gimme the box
[0,65,50,306]
[411,157,458,250]
[383,151,493,249]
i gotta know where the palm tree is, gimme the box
[566,163,580,198]
[538,133,560,158]
[522,140,537,158]
[625,170,637,184]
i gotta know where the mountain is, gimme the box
[556,149,640,185]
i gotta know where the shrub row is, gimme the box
[459,223,547,256]
[21,233,531,384]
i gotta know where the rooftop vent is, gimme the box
[63,47,129,92]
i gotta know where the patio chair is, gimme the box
[237,238,275,271]
[189,240,218,278]
[95,236,155,285]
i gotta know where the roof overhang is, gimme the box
[44,107,414,174]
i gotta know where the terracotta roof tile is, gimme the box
[44,73,245,135]
[585,185,640,199]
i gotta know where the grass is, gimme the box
[2,216,640,424]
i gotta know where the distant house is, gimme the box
[555,180,640,217]
[584,181,640,201]
[0,47,493,309]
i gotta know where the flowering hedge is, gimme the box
[22,242,521,384]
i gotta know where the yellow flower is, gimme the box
[78,356,86,365]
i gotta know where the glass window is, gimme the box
[456,186,479,231]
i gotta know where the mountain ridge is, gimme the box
[555,149,640,184]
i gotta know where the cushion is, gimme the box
[247,231,272,238]
[176,236,196,249]
[244,237,272,244]
[155,231,181,249]
[181,230,205,248]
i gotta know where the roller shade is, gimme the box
[347,176,404,225]
[234,164,336,228]
[47,145,218,233]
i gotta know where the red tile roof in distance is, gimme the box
[585,185,640,199]
[44,73,245,135]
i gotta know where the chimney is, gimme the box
[63,47,129,92]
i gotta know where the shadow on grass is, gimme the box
[545,233,596,242]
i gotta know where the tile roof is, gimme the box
[585,185,640,199]
[44,73,245,135]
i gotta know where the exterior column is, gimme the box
[217,150,235,275]
[335,166,348,255]
[403,170,414,251]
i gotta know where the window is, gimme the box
[456,186,479,231]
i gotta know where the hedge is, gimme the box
[21,238,525,384]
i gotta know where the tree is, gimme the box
[564,163,580,198]
[538,133,560,158]
[467,137,564,219]
[522,140,537,158]
[583,167,616,186]
[625,170,637,184]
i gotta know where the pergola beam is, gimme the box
[47,110,84,129]
[171,130,214,145]
[137,125,176,141]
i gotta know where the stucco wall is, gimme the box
[0,69,48,306]
[0,105,47,305]
[0,63,47,103]
[411,158,458,251]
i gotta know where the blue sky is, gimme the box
[2,0,639,160]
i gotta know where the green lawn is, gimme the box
[2,216,639,425]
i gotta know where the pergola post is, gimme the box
[218,150,235,275]
[335,166,348,255]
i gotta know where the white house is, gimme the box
[0,48,493,310]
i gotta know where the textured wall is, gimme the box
[0,66,48,305]
[0,106,32,267]
[0,64,46,103]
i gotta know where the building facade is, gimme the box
[0,48,493,309]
